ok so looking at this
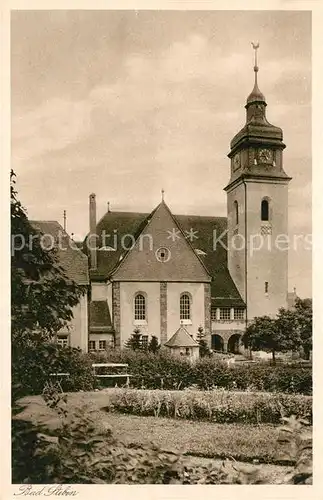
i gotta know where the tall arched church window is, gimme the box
[234,201,239,225]
[134,293,146,321]
[261,199,269,221]
[180,293,191,321]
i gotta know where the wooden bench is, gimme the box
[92,363,132,387]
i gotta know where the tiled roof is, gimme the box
[83,210,244,305]
[89,300,114,332]
[164,326,199,348]
[86,211,149,280]
[111,202,211,282]
[175,215,244,306]
[30,221,89,285]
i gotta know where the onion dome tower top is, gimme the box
[229,42,285,153]
[225,43,291,190]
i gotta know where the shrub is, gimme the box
[193,358,235,390]
[105,388,312,425]
[87,350,312,395]
[13,342,95,398]
[89,349,192,389]
[189,357,312,395]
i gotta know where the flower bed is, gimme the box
[104,388,312,425]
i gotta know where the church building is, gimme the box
[82,47,291,355]
[35,47,292,355]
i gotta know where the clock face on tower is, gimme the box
[233,153,241,171]
[258,148,273,165]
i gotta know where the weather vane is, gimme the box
[251,42,259,72]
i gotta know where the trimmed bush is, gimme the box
[105,388,312,425]
[88,350,312,395]
[89,349,193,390]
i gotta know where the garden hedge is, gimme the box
[14,346,311,400]
[104,388,312,425]
[89,350,312,395]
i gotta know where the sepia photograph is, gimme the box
[9,8,312,488]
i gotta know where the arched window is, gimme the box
[180,294,191,321]
[261,199,269,221]
[234,201,239,225]
[134,293,146,321]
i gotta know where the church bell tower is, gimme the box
[224,43,292,320]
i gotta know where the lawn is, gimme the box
[102,413,281,463]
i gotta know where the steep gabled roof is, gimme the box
[31,220,89,285]
[164,326,199,348]
[83,206,244,306]
[111,201,211,282]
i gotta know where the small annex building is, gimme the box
[164,325,200,361]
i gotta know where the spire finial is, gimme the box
[161,188,165,202]
[107,201,111,213]
[246,42,266,108]
[251,42,259,83]
[63,210,67,232]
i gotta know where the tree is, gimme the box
[11,171,86,344]
[124,327,143,351]
[11,170,87,398]
[242,315,296,364]
[148,335,160,354]
[276,298,312,360]
[196,326,210,358]
[294,298,312,359]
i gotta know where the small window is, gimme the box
[211,308,217,321]
[265,281,269,294]
[234,201,239,225]
[234,308,244,320]
[141,335,148,348]
[261,199,269,221]
[180,294,191,320]
[219,308,231,320]
[134,294,146,321]
[57,335,68,348]
[185,347,190,356]
[99,340,107,350]
[88,340,96,351]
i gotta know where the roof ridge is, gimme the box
[93,209,226,221]
[30,219,62,224]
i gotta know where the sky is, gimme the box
[11,10,312,297]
